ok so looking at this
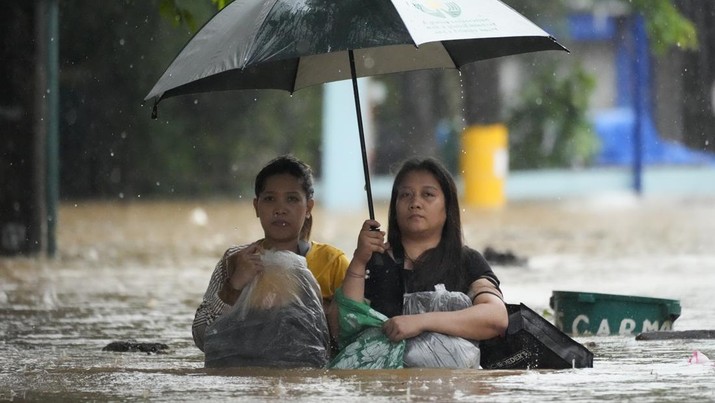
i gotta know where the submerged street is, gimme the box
[1,196,714,401]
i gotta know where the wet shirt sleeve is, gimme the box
[191,245,244,352]
[305,242,350,302]
[463,246,504,301]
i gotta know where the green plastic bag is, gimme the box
[328,288,405,369]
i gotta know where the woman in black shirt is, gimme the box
[340,157,508,343]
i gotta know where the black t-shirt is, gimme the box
[364,246,500,318]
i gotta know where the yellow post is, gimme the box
[461,124,508,208]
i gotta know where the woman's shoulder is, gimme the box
[307,241,346,257]
[220,243,254,259]
[306,241,350,268]
[462,245,486,261]
[461,246,493,271]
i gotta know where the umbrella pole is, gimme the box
[348,49,376,220]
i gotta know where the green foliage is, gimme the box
[507,64,599,170]
[158,0,197,31]
[509,0,698,55]
[212,0,230,10]
[158,0,229,32]
[57,0,322,199]
[629,0,698,54]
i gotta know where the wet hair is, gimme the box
[254,155,315,241]
[387,157,466,292]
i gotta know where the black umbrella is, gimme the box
[145,0,567,219]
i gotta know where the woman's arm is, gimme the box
[191,243,263,351]
[340,219,387,302]
[191,249,235,352]
[382,280,508,342]
[328,219,387,340]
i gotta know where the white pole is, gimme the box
[320,79,372,213]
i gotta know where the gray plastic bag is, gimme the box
[402,284,481,368]
[203,250,330,368]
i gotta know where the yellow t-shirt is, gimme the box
[306,241,349,301]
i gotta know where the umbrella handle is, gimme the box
[349,51,383,266]
[348,50,375,221]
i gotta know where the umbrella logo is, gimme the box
[410,0,461,18]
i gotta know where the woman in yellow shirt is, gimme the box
[192,155,349,367]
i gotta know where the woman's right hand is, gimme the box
[227,242,264,290]
[353,219,387,266]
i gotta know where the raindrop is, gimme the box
[193,99,199,104]
[129,64,133,69]
[137,194,142,198]
[119,192,124,199]
[74,204,78,207]
[110,151,114,157]
[191,208,208,226]
[46,89,51,94]
[156,182,161,187]
[119,38,125,46]
[121,132,127,139]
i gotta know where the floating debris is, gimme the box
[102,340,170,355]
[636,330,715,341]
[483,246,528,266]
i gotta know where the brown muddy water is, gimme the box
[1,196,714,401]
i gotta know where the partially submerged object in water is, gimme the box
[636,330,715,340]
[688,350,711,364]
[203,249,330,368]
[483,246,528,267]
[102,340,170,354]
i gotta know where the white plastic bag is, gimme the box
[204,250,330,368]
[402,284,481,368]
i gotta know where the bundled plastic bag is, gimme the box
[203,250,330,368]
[328,288,405,369]
[402,284,481,368]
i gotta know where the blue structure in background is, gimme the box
[572,13,715,171]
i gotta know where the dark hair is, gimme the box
[387,157,466,291]
[254,155,315,241]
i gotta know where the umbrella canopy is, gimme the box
[146,0,568,217]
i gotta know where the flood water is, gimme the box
[1,195,714,401]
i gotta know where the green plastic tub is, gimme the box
[550,291,681,336]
